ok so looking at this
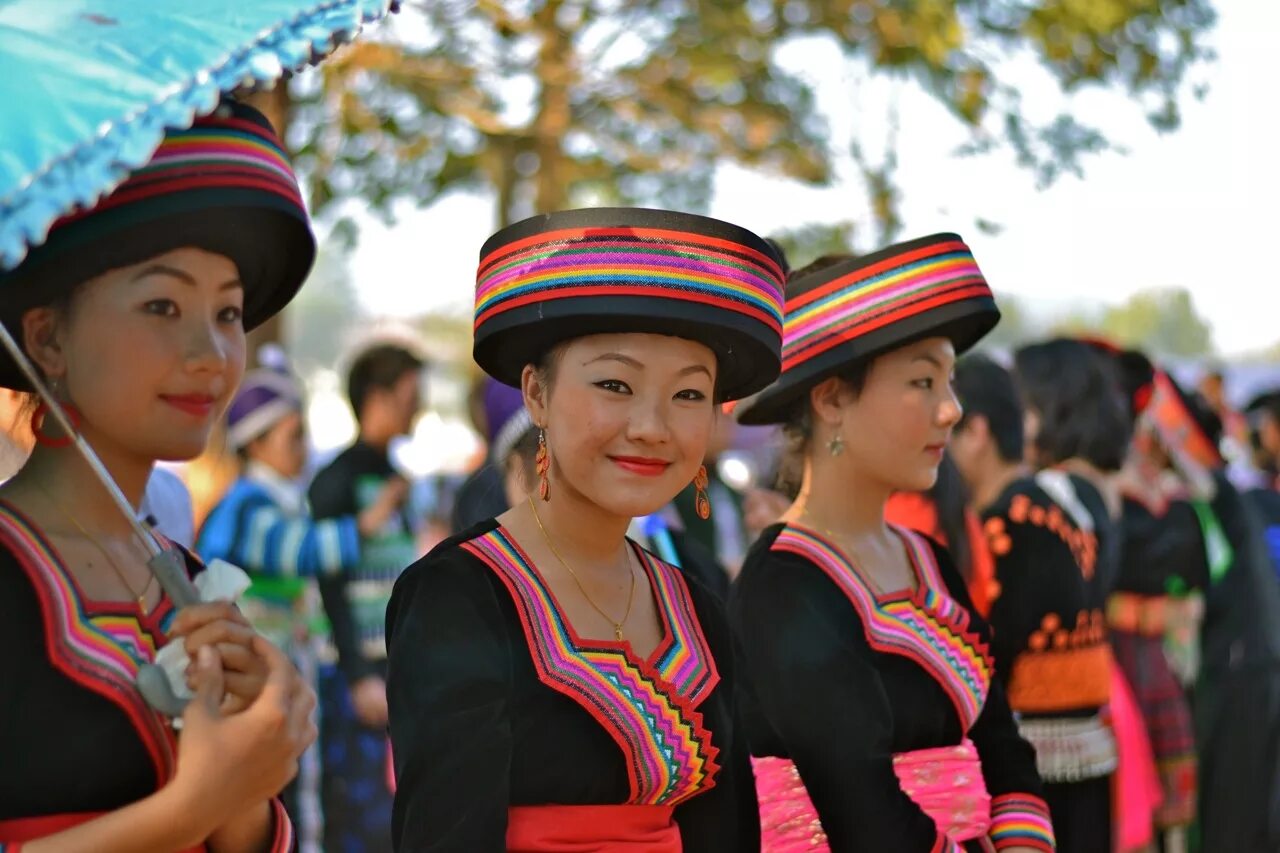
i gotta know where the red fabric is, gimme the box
[0,801,292,852]
[885,493,996,616]
[0,812,203,851]
[1109,665,1162,852]
[505,804,679,852]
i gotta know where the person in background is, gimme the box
[196,352,407,851]
[1155,375,1280,853]
[949,352,1117,853]
[308,342,421,853]
[1197,369,1249,463]
[451,376,527,532]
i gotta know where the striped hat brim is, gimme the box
[736,233,1000,426]
[473,208,785,401]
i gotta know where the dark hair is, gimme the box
[931,453,973,579]
[346,343,424,421]
[1013,338,1132,472]
[954,354,1024,463]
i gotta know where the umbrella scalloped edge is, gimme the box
[0,0,396,271]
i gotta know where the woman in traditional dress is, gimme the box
[732,235,1053,853]
[0,101,316,851]
[385,208,784,851]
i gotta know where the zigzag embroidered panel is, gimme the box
[772,524,993,730]
[463,528,720,806]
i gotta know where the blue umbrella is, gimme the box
[0,0,396,269]
[0,0,397,716]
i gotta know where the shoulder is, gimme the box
[388,520,506,625]
[733,524,862,627]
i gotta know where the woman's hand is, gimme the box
[170,639,317,832]
[171,601,268,713]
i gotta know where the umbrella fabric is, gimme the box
[0,0,395,270]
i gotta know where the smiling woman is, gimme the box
[386,207,785,852]
[0,101,317,852]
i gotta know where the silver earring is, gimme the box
[828,432,845,457]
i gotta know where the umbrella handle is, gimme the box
[137,663,190,717]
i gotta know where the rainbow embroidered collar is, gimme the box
[462,525,721,806]
[772,523,993,730]
[0,501,178,784]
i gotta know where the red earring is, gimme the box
[694,465,711,520]
[31,401,79,449]
[535,429,551,501]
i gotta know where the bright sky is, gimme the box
[342,2,1279,358]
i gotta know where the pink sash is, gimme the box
[754,739,992,851]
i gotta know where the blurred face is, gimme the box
[526,332,717,520]
[829,336,962,493]
[248,410,307,479]
[1259,412,1280,463]
[23,247,246,462]
[381,370,423,438]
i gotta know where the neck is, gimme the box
[1057,456,1120,518]
[527,473,633,569]
[358,424,392,452]
[788,452,891,537]
[972,457,1028,513]
[13,436,153,537]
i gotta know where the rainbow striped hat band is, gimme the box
[0,100,314,390]
[473,208,786,401]
[737,232,1000,425]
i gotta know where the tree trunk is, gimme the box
[242,85,293,361]
[532,1,571,214]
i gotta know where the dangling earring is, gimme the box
[535,429,551,501]
[827,431,845,457]
[31,379,79,449]
[694,465,712,520]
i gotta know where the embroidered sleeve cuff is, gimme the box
[267,797,294,853]
[989,793,1055,851]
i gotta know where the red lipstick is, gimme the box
[610,455,672,477]
[160,394,216,418]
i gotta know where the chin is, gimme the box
[898,465,941,494]
[585,486,675,521]
[147,435,212,462]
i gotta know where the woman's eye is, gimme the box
[595,380,631,394]
[675,389,707,402]
[143,299,179,317]
[912,377,934,390]
[218,305,244,325]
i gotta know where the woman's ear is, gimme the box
[521,364,548,429]
[808,376,848,429]
[20,307,66,382]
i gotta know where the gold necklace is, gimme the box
[528,495,636,641]
[36,482,154,609]
[795,513,893,596]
